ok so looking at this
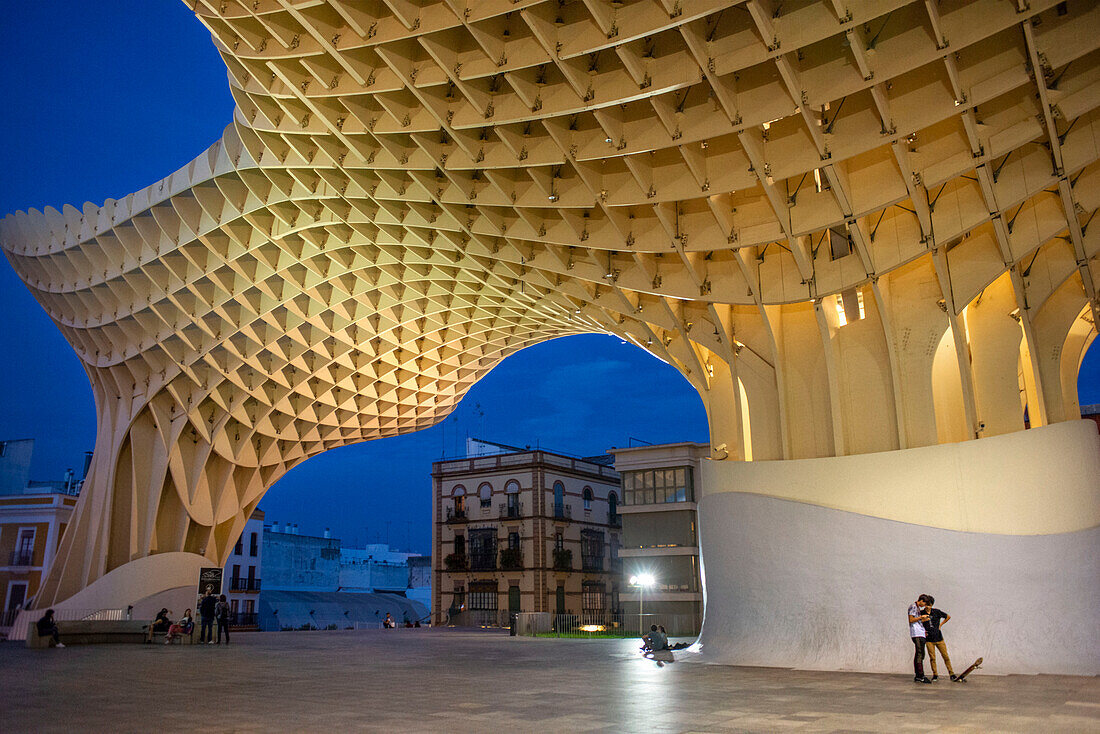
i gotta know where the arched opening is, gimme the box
[582,486,593,512]
[451,486,466,521]
[504,480,520,518]
[553,482,565,519]
[477,483,492,509]
[1063,304,1099,417]
[931,325,969,444]
[607,491,619,525]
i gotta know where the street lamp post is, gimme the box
[629,573,655,635]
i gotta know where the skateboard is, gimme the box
[954,656,983,682]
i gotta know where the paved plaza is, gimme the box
[0,629,1097,733]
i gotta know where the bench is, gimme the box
[150,625,196,645]
[26,619,150,647]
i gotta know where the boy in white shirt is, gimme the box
[908,596,932,684]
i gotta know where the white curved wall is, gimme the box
[699,420,1100,535]
[696,422,1100,675]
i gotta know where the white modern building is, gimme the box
[222,508,265,628]
[609,443,709,636]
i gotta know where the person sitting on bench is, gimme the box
[36,609,64,648]
[165,609,194,644]
[145,608,173,643]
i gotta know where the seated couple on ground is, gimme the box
[641,624,691,653]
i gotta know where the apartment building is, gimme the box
[608,442,708,636]
[0,438,89,628]
[223,508,265,627]
[432,439,622,625]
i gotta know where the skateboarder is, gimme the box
[920,595,957,681]
[908,596,931,683]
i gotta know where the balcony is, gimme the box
[581,556,604,572]
[232,612,258,627]
[498,501,524,519]
[444,553,468,571]
[499,547,523,570]
[609,514,622,528]
[552,505,572,520]
[445,506,468,523]
[469,552,496,571]
[552,548,572,571]
[9,551,34,567]
[230,577,262,592]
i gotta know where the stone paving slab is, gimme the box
[0,629,1096,733]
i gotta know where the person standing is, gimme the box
[908,596,931,684]
[920,595,957,681]
[198,590,218,644]
[214,595,231,645]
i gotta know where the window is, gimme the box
[608,491,618,524]
[478,483,492,508]
[582,582,605,611]
[508,531,519,551]
[580,530,605,571]
[453,486,466,518]
[454,534,465,557]
[249,532,259,556]
[468,582,498,610]
[582,487,593,511]
[505,482,520,517]
[553,482,565,517]
[469,529,497,570]
[452,586,466,611]
[232,564,241,586]
[621,467,694,506]
[230,599,239,615]
[244,599,255,614]
[554,532,563,551]
[14,529,35,565]
[234,537,243,555]
[555,585,566,614]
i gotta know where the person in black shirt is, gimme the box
[920,595,957,681]
[198,590,218,644]
[36,609,64,648]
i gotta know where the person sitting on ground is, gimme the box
[165,609,193,644]
[36,609,64,648]
[383,612,396,629]
[146,608,173,643]
[642,624,669,651]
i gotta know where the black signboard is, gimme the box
[198,567,223,596]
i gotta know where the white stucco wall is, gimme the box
[694,424,1100,675]
[699,420,1100,535]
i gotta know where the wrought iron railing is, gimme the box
[9,551,34,567]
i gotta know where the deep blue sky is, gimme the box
[0,3,1096,554]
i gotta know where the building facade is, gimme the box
[432,441,622,625]
[0,492,78,627]
[0,439,89,629]
[222,508,264,628]
[609,443,709,636]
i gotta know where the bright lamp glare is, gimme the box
[628,575,638,585]
[635,573,656,587]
